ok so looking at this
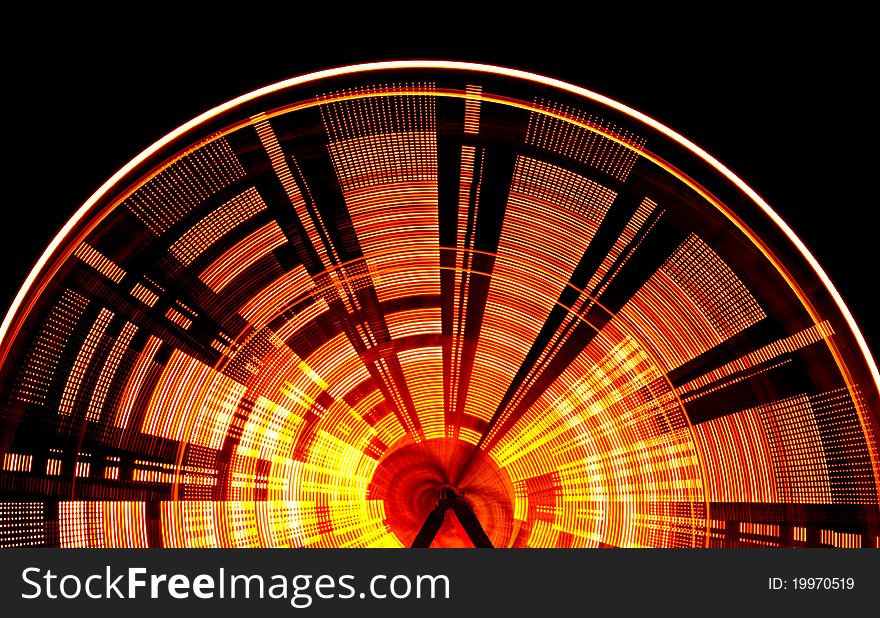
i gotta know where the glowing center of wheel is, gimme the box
[368,438,515,547]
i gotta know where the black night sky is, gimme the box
[5,15,876,357]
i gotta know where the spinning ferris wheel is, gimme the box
[0,62,877,548]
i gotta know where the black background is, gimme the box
[4,14,876,356]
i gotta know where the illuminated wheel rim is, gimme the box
[0,62,877,548]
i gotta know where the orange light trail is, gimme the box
[1,63,877,548]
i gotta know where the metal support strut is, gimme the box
[411,488,494,548]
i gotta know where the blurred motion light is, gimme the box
[0,62,877,548]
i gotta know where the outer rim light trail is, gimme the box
[3,64,875,510]
[2,60,875,404]
[1,64,875,546]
